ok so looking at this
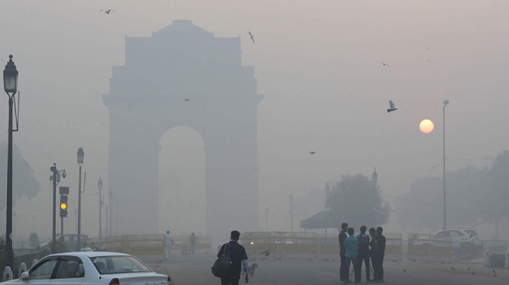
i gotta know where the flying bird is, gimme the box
[100,9,115,14]
[467,267,471,271]
[248,32,255,43]
[381,62,389,66]
[387,100,398,113]
[309,151,316,155]
[185,99,189,101]
[450,266,455,270]
[403,269,407,273]
[471,271,475,276]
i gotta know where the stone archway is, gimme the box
[103,20,262,242]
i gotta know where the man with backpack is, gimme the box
[216,230,249,285]
[356,226,371,282]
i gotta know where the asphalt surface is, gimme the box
[147,255,509,285]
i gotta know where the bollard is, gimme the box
[484,248,491,267]
[505,247,509,269]
[3,266,13,281]
[31,259,38,268]
[18,262,27,277]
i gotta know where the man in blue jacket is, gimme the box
[344,227,360,283]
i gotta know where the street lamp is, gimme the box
[443,100,449,230]
[3,55,18,267]
[77,147,84,251]
[98,177,103,240]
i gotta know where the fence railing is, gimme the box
[240,231,403,261]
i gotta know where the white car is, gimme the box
[3,251,172,285]
[432,228,482,250]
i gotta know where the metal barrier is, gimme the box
[407,233,451,262]
[240,231,403,261]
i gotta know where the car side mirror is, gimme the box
[20,271,29,280]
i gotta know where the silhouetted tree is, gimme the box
[481,151,509,237]
[394,167,488,230]
[0,142,40,217]
[326,174,391,227]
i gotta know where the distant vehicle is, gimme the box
[2,251,172,285]
[432,228,481,251]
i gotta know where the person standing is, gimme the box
[356,226,371,282]
[372,227,386,283]
[368,227,377,281]
[338,222,349,283]
[217,230,249,285]
[189,232,197,255]
[345,227,360,283]
[164,230,174,260]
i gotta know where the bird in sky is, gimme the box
[387,100,398,113]
[450,266,455,270]
[100,9,115,14]
[381,62,389,66]
[309,151,316,155]
[468,267,471,271]
[471,271,475,276]
[248,32,255,43]
[185,99,189,101]
[403,269,407,273]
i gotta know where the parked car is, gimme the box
[431,228,482,251]
[2,251,172,285]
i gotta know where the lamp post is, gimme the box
[77,148,84,251]
[50,164,66,253]
[98,177,103,240]
[3,55,18,267]
[443,100,449,230]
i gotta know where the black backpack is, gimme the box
[212,243,230,278]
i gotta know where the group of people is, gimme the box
[339,223,386,283]
[164,230,198,260]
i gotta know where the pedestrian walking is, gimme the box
[356,226,371,282]
[338,222,349,283]
[345,227,360,283]
[164,230,174,260]
[217,230,249,285]
[190,232,197,255]
[372,227,386,283]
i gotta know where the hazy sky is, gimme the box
[1,0,509,240]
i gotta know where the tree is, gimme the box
[0,142,40,218]
[326,174,391,227]
[394,167,488,231]
[481,151,509,237]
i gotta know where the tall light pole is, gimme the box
[98,177,103,240]
[443,100,449,230]
[3,55,18,267]
[77,147,84,251]
[289,194,293,233]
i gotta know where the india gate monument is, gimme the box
[103,20,263,242]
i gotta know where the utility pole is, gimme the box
[98,178,103,240]
[443,100,449,230]
[289,194,294,233]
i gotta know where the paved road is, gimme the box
[147,255,508,285]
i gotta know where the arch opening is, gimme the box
[158,126,206,236]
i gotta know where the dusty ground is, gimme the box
[146,255,509,285]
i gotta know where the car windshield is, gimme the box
[90,256,152,274]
